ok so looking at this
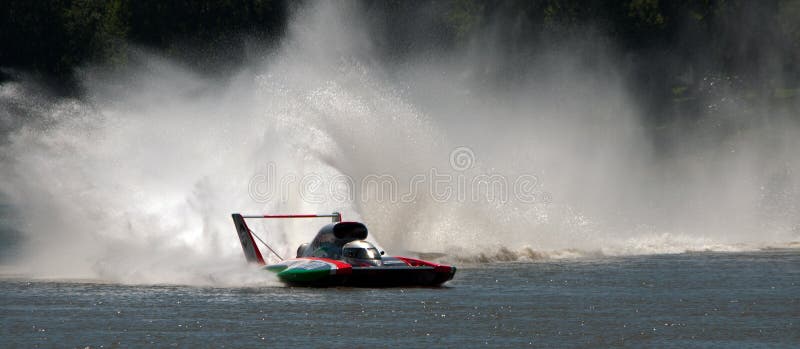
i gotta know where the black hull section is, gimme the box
[283,266,456,288]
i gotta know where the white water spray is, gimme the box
[0,3,798,284]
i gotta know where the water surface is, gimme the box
[2,250,798,348]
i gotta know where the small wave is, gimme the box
[441,240,800,265]
[0,262,285,288]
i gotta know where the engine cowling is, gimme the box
[296,243,309,258]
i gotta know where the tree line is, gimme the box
[0,0,289,84]
[1,0,798,109]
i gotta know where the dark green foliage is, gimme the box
[126,0,285,51]
[0,0,797,109]
[422,0,799,124]
[1,0,73,77]
[0,0,288,82]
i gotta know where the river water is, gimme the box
[2,250,797,348]
[2,3,799,347]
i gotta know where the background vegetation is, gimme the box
[1,0,798,117]
[0,0,288,86]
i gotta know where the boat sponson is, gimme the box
[281,265,456,287]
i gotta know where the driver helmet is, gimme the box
[342,240,383,266]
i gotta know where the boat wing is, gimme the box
[232,213,266,265]
[231,212,342,265]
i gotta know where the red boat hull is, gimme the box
[282,265,456,287]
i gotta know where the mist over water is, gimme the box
[0,3,798,285]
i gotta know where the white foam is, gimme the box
[1,3,798,285]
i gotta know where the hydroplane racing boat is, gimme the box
[232,212,456,287]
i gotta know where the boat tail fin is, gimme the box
[231,213,266,265]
